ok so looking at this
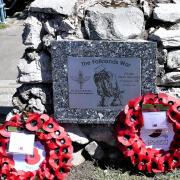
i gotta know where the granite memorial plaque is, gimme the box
[51,40,157,123]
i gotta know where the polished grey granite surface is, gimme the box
[51,40,157,123]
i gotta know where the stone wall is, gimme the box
[12,0,180,165]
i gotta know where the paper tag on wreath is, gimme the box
[142,111,168,129]
[140,123,174,151]
[13,141,46,172]
[142,104,168,129]
[8,132,35,155]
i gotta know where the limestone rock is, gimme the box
[149,27,180,48]
[139,0,151,18]
[44,17,75,35]
[28,98,45,113]
[172,0,180,4]
[12,95,26,111]
[153,3,180,23]
[18,52,52,83]
[23,16,42,49]
[30,0,78,16]
[59,19,76,33]
[157,87,180,99]
[26,51,39,61]
[156,65,166,86]
[167,50,180,70]
[72,149,86,166]
[85,5,144,40]
[42,34,55,48]
[44,21,55,36]
[161,72,180,86]
[156,0,171,3]
[85,141,104,160]
[62,124,89,145]
[12,84,53,113]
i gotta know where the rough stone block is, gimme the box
[161,72,180,86]
[18,52,52,83]
[85,5,144,40]
[153,3,180,23]
[85,141,104,159]
[62,124,89,145]
[167,50,180,70]
[30,0,78,16]
[23,16,42,49]
[12,84,53,113]
[72,149,86,166]
[149,27,180,48]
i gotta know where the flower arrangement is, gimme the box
[115,93,180,173]
[0,113,73,179]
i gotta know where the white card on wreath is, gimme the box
[142,111,168,129]
[8,132,35,155]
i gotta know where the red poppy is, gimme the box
[157,93,176,105]
[17,170,35,180]
[59,145,73,156]
[37,130,52,140]
[117,129,136,146]
[0,168,10,178]
[50,126,65,139]
[9,114,21,124]
[56,135,72,147]
[124,110,143,129]
[143,93,157,104]
[49,153,60,169]
[0,121,19,137]
[151,157,164,173]
[40,114,50,123]
[137,153,151,171]
[55,165,69,180]
[38,164,54,180]
[46,138,59,149]
[167,102,180,122]
[42,118,58,133]
[60,153,73,168]
[128,96,142,111]
[25,113,42,131]
[1,157,15,170]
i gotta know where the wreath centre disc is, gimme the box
[140,123,174,151]
[12,141,46,172]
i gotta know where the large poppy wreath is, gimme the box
[0,113,73,179]
[115,93,180,173]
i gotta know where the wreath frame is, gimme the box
[0,113,73,180]
[115,93,180,173]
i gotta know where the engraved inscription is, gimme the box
[68,57,141,109]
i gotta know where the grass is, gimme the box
[0,23,8,29]
[92,166,180,180]
[68,160,180,180]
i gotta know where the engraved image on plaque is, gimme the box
[68,57,141,110]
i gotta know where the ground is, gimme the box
[68,160,180,180]
[0,17,24,115]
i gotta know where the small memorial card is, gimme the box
[143,111,168,129]
[9,132,35,155]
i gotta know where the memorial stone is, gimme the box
[51,40,157,123]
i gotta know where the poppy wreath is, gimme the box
[0,113,73,179]
[115,93,180,173]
